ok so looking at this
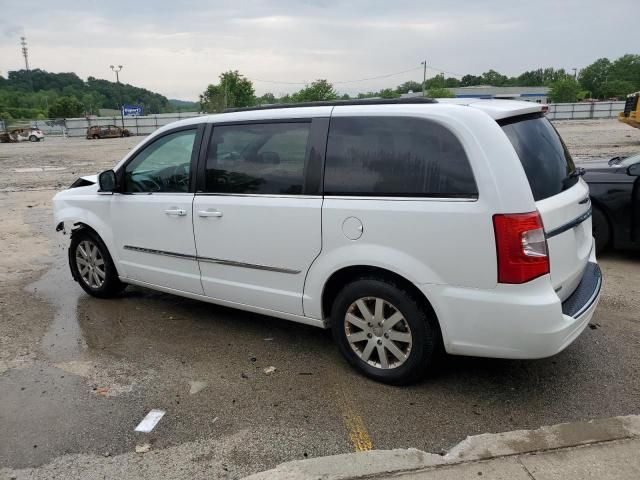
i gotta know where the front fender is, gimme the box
[53,190,121,273]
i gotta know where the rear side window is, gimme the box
[205,122,311,195]
[500,114,577,201]
[324,116,477,197]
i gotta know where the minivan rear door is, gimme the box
[500,114,592,301]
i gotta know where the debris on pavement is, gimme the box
[134,409,166,433]
[95,387,109,396]
[135,443,151,454]
[263,366,277,375]
[188,381,208,395]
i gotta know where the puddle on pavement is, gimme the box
[27,256,87,362]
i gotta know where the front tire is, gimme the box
[29,135,38,142]
[69,230,126,298]
[331,277,437,385]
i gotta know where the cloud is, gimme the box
[0,0,636,99]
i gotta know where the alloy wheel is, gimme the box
[75,240,106,289]
[344,297,413,369]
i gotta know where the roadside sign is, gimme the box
[122,105,144,117]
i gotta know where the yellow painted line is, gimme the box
[343,410,374,452]
[335,387,374,452]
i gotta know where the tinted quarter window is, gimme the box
[205,122,311,195]
[324,116,477,197]
[124,129,196,193]
[500,114,577,201]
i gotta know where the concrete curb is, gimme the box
[243,415,640,480]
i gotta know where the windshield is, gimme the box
[500,113,577,201]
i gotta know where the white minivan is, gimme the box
[53,98,601,384]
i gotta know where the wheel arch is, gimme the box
[320,264,443,343]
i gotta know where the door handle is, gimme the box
[198,209,223,218]
[164,208,187,216]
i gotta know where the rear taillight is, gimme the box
[493,211,549,284]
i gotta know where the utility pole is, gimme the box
[572,68,577,80]
[110,65,125,128]
[421,60,427,97]
[21,36,33,91]
[20,36,30,70]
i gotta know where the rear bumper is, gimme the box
[422,247,602,359]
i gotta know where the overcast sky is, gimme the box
[0,0,635,100]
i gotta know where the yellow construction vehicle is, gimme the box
[619,92,640,128]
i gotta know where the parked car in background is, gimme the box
[86,125,131,139]
[583,153,640,252]
[54,98,601,384]
[0,127,45,143]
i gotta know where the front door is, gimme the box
[111,126,203,294]
[193,120,325,315]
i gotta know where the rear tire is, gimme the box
[330,277,437,385]
[69,229,126,298]
[592,205,610,254]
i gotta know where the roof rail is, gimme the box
[224,97,437,113]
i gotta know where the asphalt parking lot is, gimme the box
[1,120,640,479]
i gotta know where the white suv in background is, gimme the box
[53,98,601,384]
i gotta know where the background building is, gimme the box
[402,86,549,103]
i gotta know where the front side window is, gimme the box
[324,116,478,197]
[205,122,311,195]
[124,129,196,193]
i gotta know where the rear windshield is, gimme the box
[500,114,577,201]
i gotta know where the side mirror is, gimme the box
[98,170,117,192]
[627,163,640,177]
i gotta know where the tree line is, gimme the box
[0,69,176,121]
[1,54,638,122]
[200,54,640,112]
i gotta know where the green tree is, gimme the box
[444,77,461,88]
[291,79,338,102]
[460,74,483,87]
[395,80,422,94]
[427,87,454,98]
[378,88,400,99]
[257,92,276,105]
[219,70,255,108]
[199,84,225,112]
[48,96,85,118]
[425,74,446,89]
[200,70,255,112]
[609,54,640,91]
[602,79,635,99]
[480,69,509,86]
[578,58,612,98]
[548,77,580,103]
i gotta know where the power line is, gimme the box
[251,65,423,86]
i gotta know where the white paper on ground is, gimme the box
[134,409,166,433]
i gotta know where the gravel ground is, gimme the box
[0,119,639,480]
